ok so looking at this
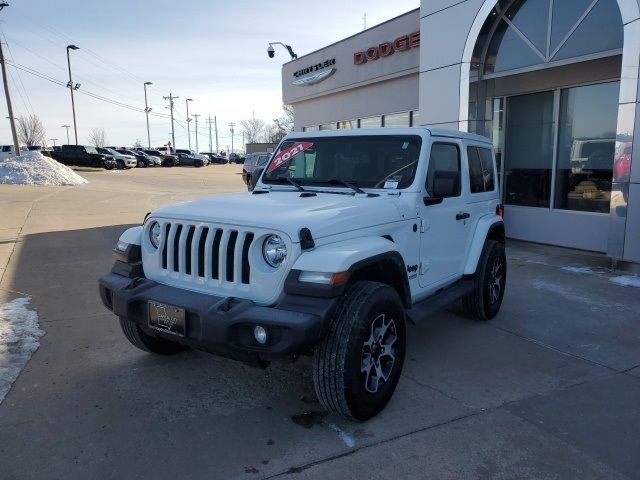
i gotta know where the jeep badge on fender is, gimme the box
[99,127,506,421]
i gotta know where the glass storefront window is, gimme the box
[483,0,622,75]
[383,112,410,128]
[359,116,381,129]
[491,98,505,193]
[504,91,555,207]
[319,123,337,130]
[554,81,620,213]
[303,126,317,132]
[337,120,355,129]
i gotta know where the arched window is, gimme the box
[482,0,623,75]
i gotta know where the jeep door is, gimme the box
[419,139,472,288]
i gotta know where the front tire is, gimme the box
[313,281,406,421]
[119,317,187,355]
[116,160,125,170]
[462,240,506,321]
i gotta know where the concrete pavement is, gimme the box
[0,165,639,479]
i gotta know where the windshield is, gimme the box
[262,135,422,189]
[86,146,98,154]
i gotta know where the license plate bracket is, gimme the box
[148,301,186,337]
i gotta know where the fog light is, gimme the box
[254,326,268,344]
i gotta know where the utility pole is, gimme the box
[143,81,152,149]
[185,98,193,150]
[229,122,235,153]
[0,9,20,156]
[61,124,70,144]
[214,116,219,152]
[163,93,178,149]
[242,131,245,153]
[50,138,57,146]
[66,45,80,145]
[206,116,213,152]
[193,113,200,152]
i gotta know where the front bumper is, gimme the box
[99,269,332,360]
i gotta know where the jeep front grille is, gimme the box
[159,222,255,285]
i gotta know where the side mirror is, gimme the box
[250,167,265,191]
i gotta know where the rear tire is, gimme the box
[462,240,506,321]
[119,317,187,355]
[116,160,125,170]
[313,281,406,421]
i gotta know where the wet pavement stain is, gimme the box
[291,410,328,428]
[244,467,259,474]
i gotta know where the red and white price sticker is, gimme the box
[267,142,314,173]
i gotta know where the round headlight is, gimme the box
[149,221,161,249]
[262,235,287,268]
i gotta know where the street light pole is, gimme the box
[66,45,80,145]
[61,124,70,144]
[193,114,200,152]
[206,116,213,152]
[229,122,235,153]
[185,98,193,150]
[50,138,57,146]
[143,81,152,149]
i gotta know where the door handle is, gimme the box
[456,212,470,221]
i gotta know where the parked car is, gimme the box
[242,152,271,190]
[143,149,178,167]
[228,152,244,164]
[0,144,27,160]
[51,144,116,169]
[117,149,154,168]
[176,149,210,166]
[175,152,208,167]
[97,147,136,169]
[201,152,228,164]
[99,127,506,421]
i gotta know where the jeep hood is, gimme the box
[151,191,411,241]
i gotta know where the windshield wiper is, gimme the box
[275,175,306,192]
[312,179,378,197]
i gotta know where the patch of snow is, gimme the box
[0,297,44,403]
[610,275,640,288]
[329,424,356,448]
[0,151,88,186]
[561,266,594,274]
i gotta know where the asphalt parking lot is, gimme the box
[1,164,639,480]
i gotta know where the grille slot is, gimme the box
[158,222,258,287]
[197,227,209,277]
[226,231,238,282]
[241,233,254,284]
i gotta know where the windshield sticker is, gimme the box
[267,142,314,173]
[402,142,409,150]
[383,180,399,189]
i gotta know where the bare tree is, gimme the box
[282,104,294,131]
[88,128,107,148]
[16,114,46,146]
[133,138,143,148]
[239,118,266,144]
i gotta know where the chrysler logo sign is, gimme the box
[292,58,336,86]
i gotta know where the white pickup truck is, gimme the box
[99,128,506,420]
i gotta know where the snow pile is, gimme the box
[0,151,88,186]
[0,297,44,403]
[610,275,640,288]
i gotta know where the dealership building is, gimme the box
[281,0,640,264]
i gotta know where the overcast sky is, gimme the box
[0,0,418,150]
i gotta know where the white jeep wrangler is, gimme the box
[99,128,506,421]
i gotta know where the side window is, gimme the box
[467,146,496,193]
[467,146,485,193]
[426,143,461,198]
[478,148,495,191]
